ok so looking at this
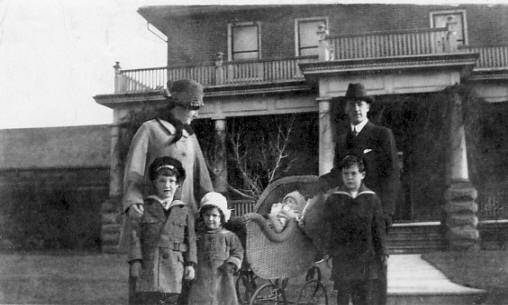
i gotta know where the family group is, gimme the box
[123,80,399,305]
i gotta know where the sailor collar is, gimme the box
[146,195,185,210]
[329,184,375,199]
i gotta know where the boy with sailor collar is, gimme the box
[323,155,387,305]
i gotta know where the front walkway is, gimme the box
[0,252,487,304]
[388,254,484,294]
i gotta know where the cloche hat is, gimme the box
[165,79,204,110]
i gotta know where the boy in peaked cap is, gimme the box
[129,156,197,305]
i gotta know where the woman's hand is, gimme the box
[184,265,195,280]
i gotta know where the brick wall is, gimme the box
[161,4,508,65]
[0,125,110,250]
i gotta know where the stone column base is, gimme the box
[443,181,480,250]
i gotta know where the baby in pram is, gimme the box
[266,190,306,233]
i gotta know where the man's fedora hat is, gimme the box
[165,79,205,110]
[344,83,374,104]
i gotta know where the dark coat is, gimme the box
[324,185,386,281]
[189,228,244,305]
[320,121,400,218]
[129,197,197,293]
[122,118,214,214]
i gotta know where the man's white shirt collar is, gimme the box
[351,119,369,134]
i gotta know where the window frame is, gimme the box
[294,16,329,57]
[227,21,262,61]
[429,9,468,46]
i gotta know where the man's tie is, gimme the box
[352,127,358,137]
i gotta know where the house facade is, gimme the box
[94,4,508,252]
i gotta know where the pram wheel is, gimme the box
[249,281,287,305]
[236,269,260,304]
[296,279,328,305]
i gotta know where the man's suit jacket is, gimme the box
[320,121,400,218]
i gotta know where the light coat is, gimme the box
[129,197,197,293]
[122,118,214,213]
[189,228,243,305]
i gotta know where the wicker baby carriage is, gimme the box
[230,175,328,305]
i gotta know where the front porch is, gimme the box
[95,25,508,253]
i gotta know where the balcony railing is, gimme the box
[113,29,508,94]
[464,45,508,70]
[114,56,316,93]
[326,27,450,60]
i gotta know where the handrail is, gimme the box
[463,45,508,70]
[327,27,448,39]
[327,27,450,60]
[112,37,508,93]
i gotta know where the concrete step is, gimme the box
[387,222,446,253]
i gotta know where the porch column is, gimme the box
[101,109,124,253]
[444,90,479,250]
[317,97,335,175]
[212,118,228,193]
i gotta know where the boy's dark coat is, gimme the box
[320,121,400,218]
[324,185,387,281]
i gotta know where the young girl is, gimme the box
[188,192,244,305]
[129,156,196,305]
[267,190,306,232]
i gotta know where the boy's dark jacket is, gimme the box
[323,184,387,280]
[319,121,400,218]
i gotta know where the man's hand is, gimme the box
[381,255,389,269]
[129,260,142,278]
[127,204,144,220]
[384,214,393,233]
[218,262,236,274]
[184,265,195,280]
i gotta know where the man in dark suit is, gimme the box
[318,83,400,305]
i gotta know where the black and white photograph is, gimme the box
[0,0,507,304]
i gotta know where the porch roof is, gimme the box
[137,4,328,34]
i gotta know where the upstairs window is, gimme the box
[228,22,261,61]
[430,10,468,46]
[295,17,328,57]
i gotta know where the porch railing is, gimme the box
[114,56,315,93]
[114,64,167,93]
[464,45,508,70]
[325,27,451,60]
[113,30,508,94]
